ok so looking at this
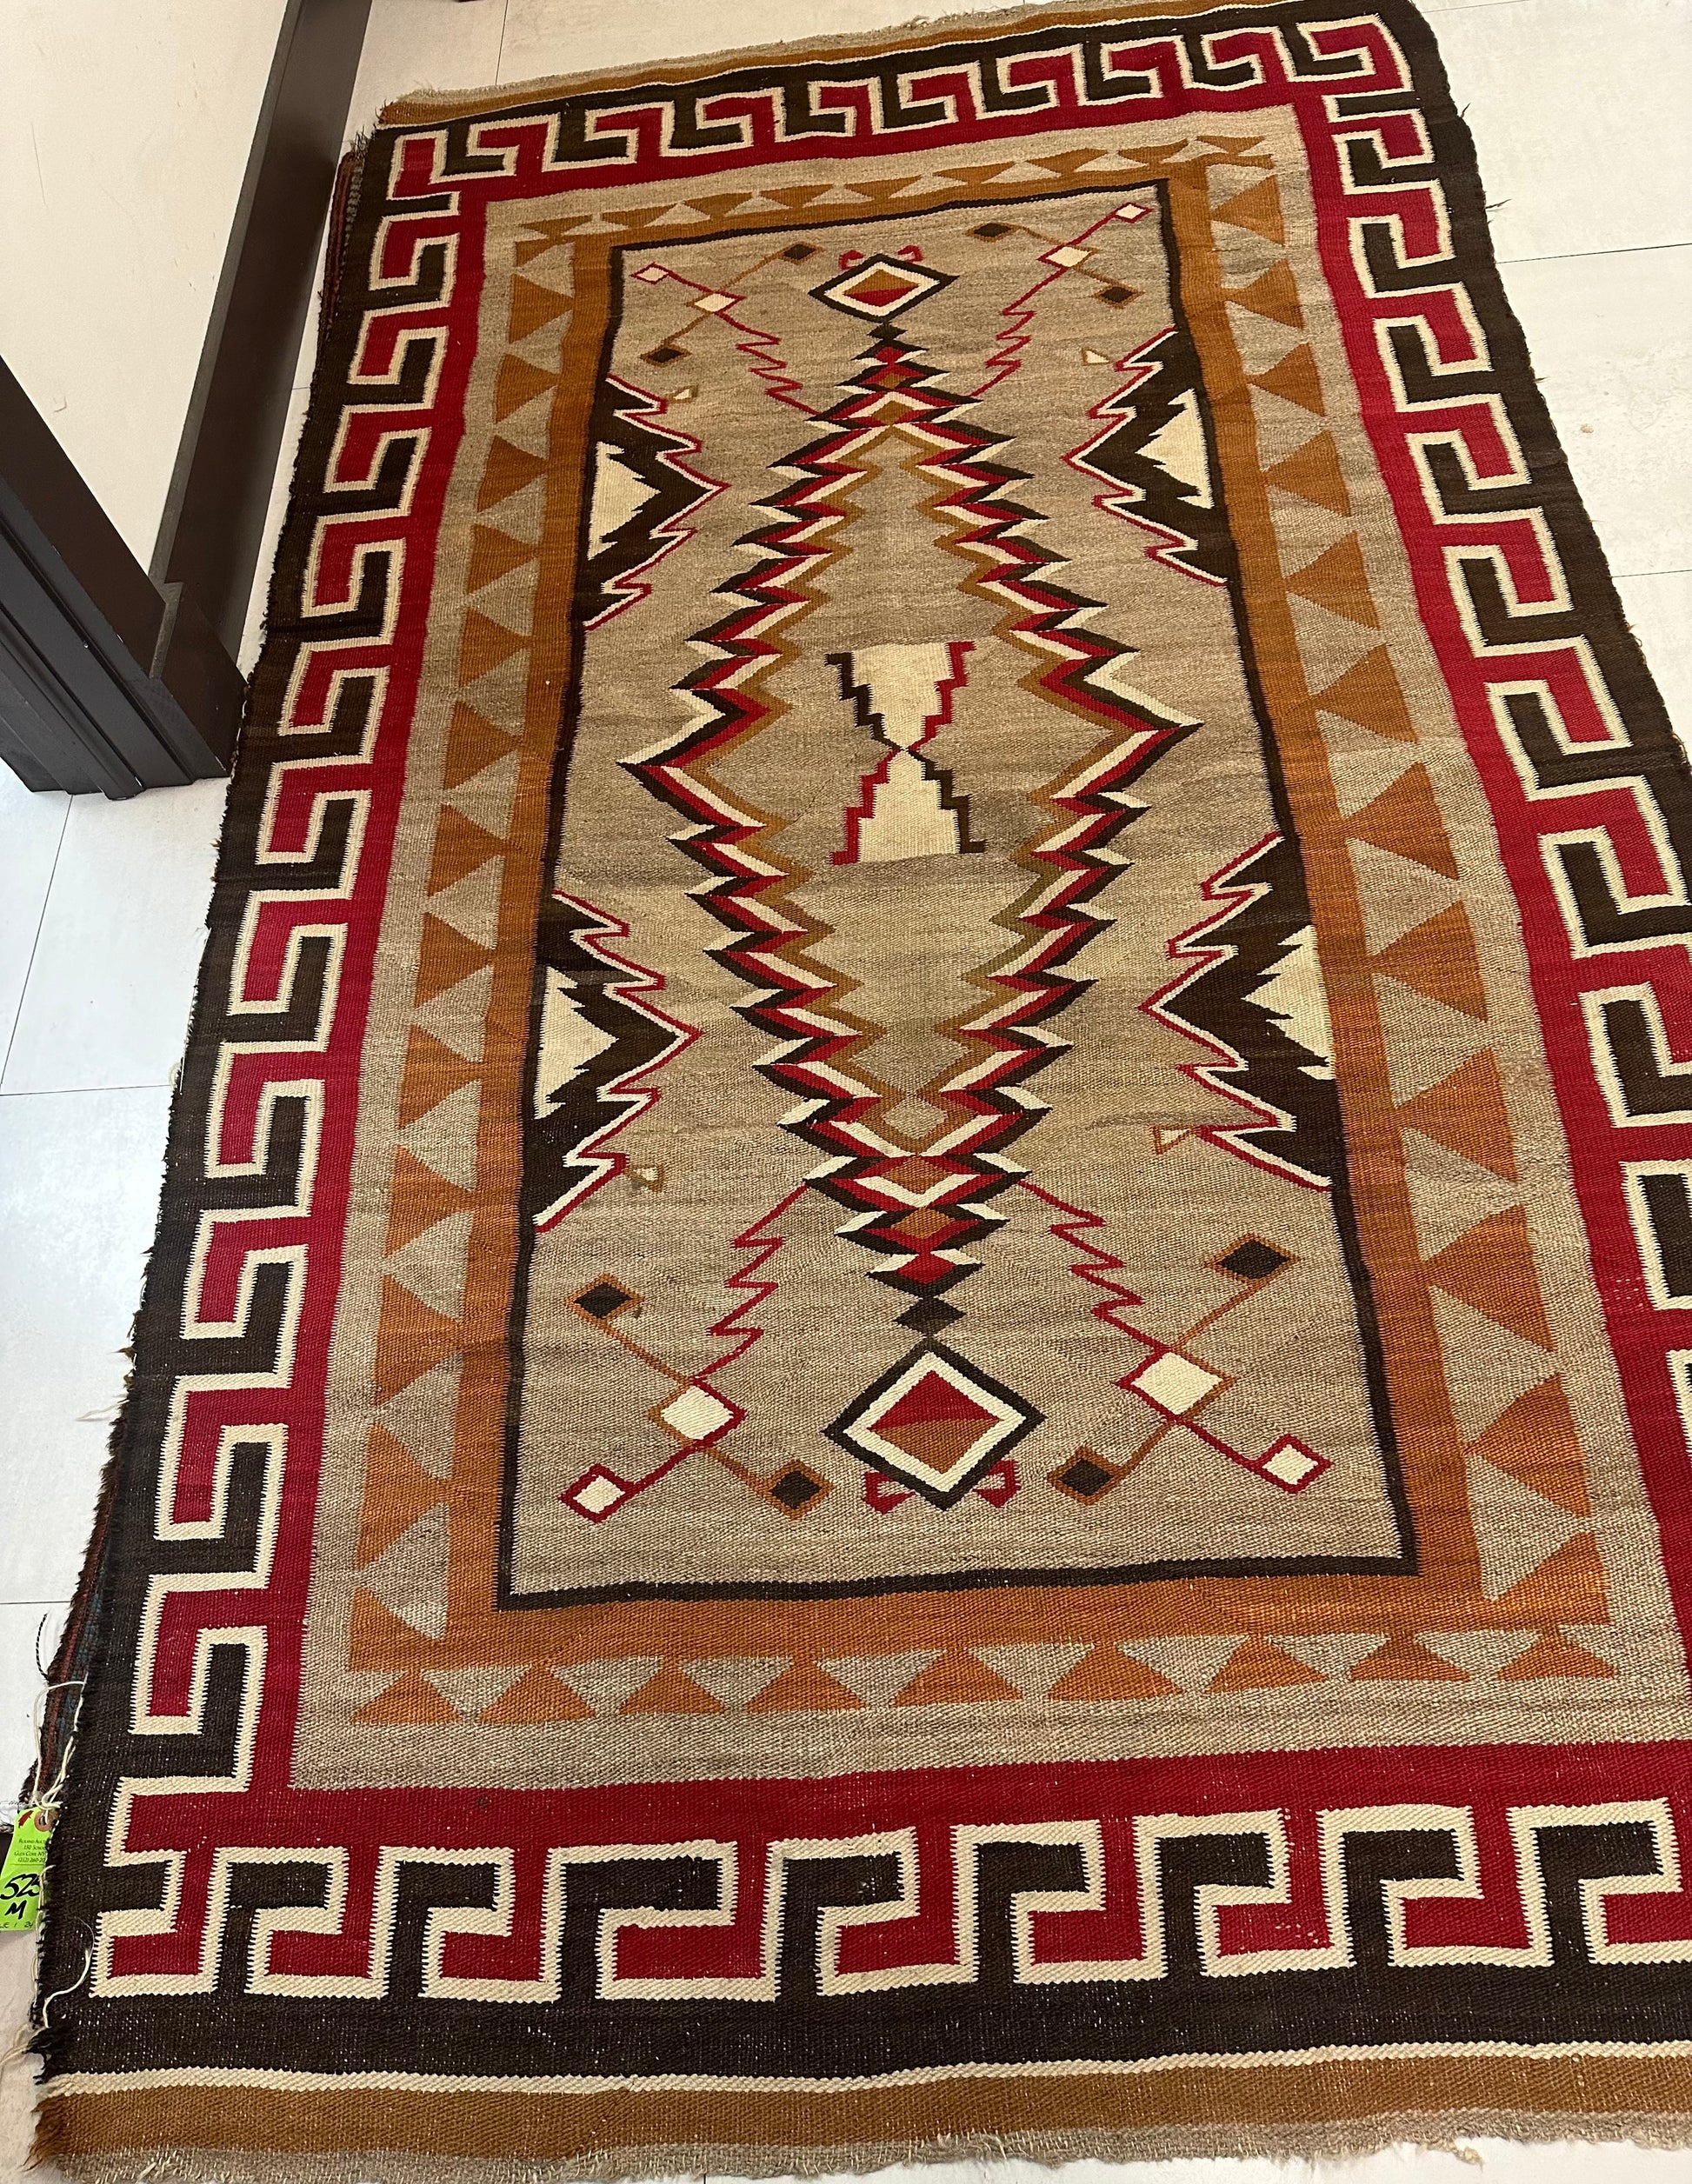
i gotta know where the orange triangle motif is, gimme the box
[1372,904,1489,1020]
[1466,1377,1591,1518]
[1209,1636,1325,1691]
[476,435,548,511]
[1351,1634,1468,1682]
[1262,432,1350,516]
[894,1652,1022,1706]
[480,1668,595,1722]
[1345,764,1458,876]
[443,700,514,789]
[374,1276,463,1402]
[509,273,572,344]
[465,523,539,597]
[495,354,560,421]
[620,1663,728,1715]
[513,232,570,269]
[428,807,504,897]
[745,1659,864,1713]
[519,216,588,244]
[458,609,528,688]
[1497,1630,1615,1683]
[348,1587,431,1671]
[1310,645,1415,742]
[760,184,834,207]
[1049,1646,1178,1701]
[1249,343,1326,416]
[429,807,504,897]
[1396,1049,1517,1180]
[397,1026,481,1131]
[605,207,672,236]
[1114,143,1189,172]
[415,913,494,1008]
[1493,1534,1608,1621]
[685,192,755,217]
[385,1148,475,1257]
[1423,1206,1552,1348]
[1032,149,1109,177]
[356,1424,448,1568]
[1285,535,1380,627]
[356,1668,460,1721]
[1216,175,1285,243]
[354,1672,459,1725]
[1223,262,1304,328]
[848,176,924,204]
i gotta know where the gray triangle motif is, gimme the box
[411,962,493,1064]
[553,1657,663,1715]
[1402,1130,1523,1261]
[823,1650,940,1708]
[376,1353,461,1480]
[400,1078,480,1192]
[973,1644,1089,1698]
[384,1209,474,1322]
[684,1656,789,1708]
[360,1502,449,1642]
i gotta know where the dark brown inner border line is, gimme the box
[494,183,1417,1610]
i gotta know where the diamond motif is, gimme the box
[769,1466,829,1511]
[653,1383,742,1444]
[811,255,955,323]
[897,1295,963,1335]
[1127,1350,1224,1417]
[825,1342,1042,1507]
[570,1277,640,1322]
[1257,1437,1329,1490]
[1215,1237,1291,1283]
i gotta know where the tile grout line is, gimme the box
[1497,238,1692,269]
[0,1082,172,1100]
[0,798,71,1093]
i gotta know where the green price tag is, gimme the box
[0,1807,53,1932]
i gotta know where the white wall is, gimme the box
[0,0,290,569]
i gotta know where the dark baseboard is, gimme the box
[0,0,374,798]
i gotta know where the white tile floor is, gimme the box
[1,0,1689,2176]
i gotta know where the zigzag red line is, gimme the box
[705,1184,809,1375]
[1015,1175,1146,1333]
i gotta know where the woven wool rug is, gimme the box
[30,0,1692,2174]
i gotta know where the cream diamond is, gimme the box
[573,1473,624,1515]
[657,1383,737,1442]
[1129,1351,1223,1416]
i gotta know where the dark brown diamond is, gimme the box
[1216,1239,1290,1283]
[642,343,687,365]
[572,1279,638,1321]
[780,243,819,262]
[897,1295,963,1335]
[971,222,1014,239]
[770,1468,825,1510]
[1056,1456,1116,1501]
[1097,284,1138,307]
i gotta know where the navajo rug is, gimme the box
[30,0,1692,2173]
